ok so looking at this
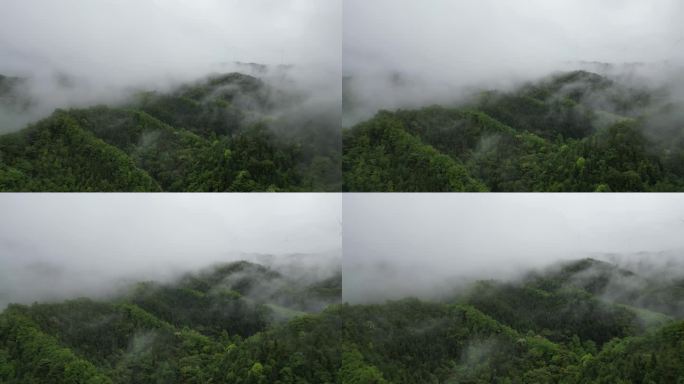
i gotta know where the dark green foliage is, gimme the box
[578,321,684,383]
[0,308,112,384]
[177,260,342,313]
[539,258,684,320]
[340,299,582,383]
[344,70,684,191]
[0,72,340,191]
[211,308,342,384]
[463,281,638,345]
[478,90,594,140]
[3,258,682,383]
[129,284,269,337]
[0,261,341,383]
[337,258,684,383]
[339,296,684,383]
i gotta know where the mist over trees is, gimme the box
[340,257,684,383]
[343,70,684,191]
[0,70,341,191]
[0,194,343,383]
[343,0,683,124]
[0,194,342,310]
[0,0,341,192]
[338,194,684,382]
[3,254,683,383]
[0,260,342,383]
[2,0,684,382]
[342,0,684,192]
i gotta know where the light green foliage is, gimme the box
[340,345,388,384]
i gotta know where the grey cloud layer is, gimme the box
[343,0,684,124]
[0,194,341,308]
[1,0,340,81]
[0,0,341,131]
[343,194,684,303]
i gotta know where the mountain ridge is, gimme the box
[0,71,341,191]
[344,70,684,191]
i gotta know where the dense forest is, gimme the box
[343,70,684,191]
[341,257,684,383]
[0,260,342,383]
[0,72,341,191]
[3,257,682,383]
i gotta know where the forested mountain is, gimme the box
[0,72,341,191]
[0,260,342,383]
[341,258,684,383]
[2,257,683,382]
[343,70,684,191]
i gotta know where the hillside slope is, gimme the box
[0,73,341,191]
[0,260,341,383]
[344,70,684,191]
[340,258,684,383]
[3,258,682,383]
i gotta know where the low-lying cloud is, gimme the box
[0,0,341,132]
[343,193,684,303]
[343,0,684,125]
[0,194,341,308]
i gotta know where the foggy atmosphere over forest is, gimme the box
[0,194,341,309]
[0,0,343,192]
[2,1,684,382]
[0,0,341,133]
[342,0,684,193]
[343,0,684,125]
[343,193,684,303]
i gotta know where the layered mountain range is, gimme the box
[0,260,341,383]
[344,70,684,191]
[3,257,682,383]
[0,72,341,191]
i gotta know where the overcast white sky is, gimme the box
[0,194,341,308]
[0,0,341,132]
[343,0,684,124]
[345,0,683,74]
[343,194,684,303]
[1,0,341,83]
